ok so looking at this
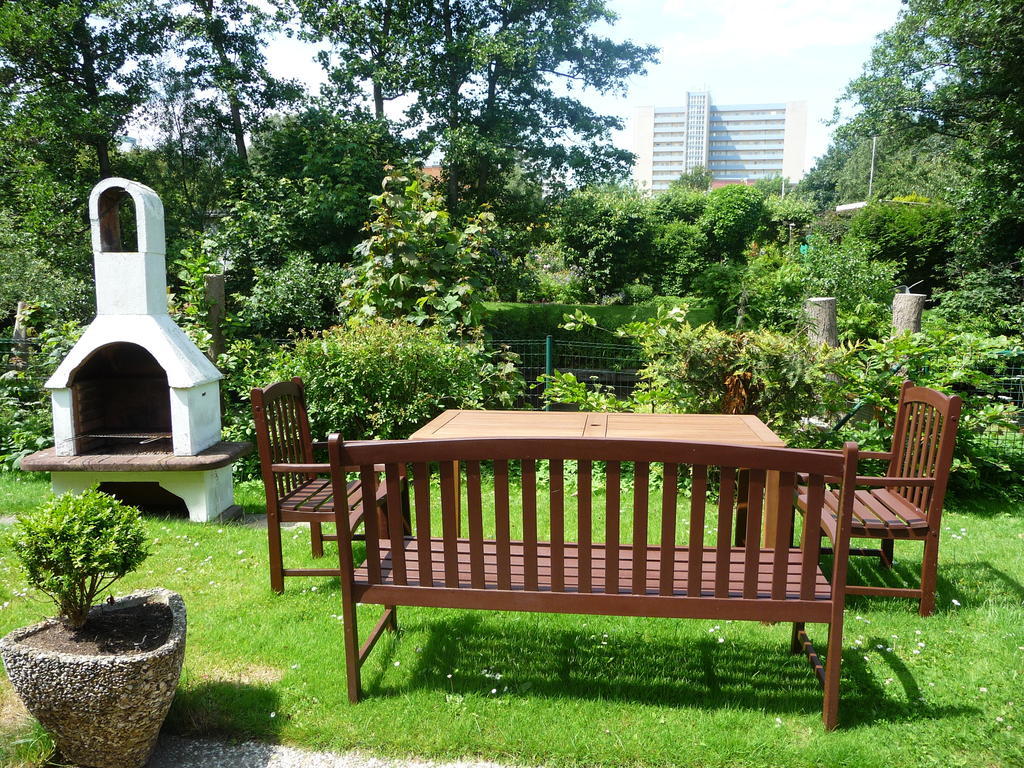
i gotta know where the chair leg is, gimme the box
[919,531,940,617]
[311,520,325,558]
[341,590,361,703]
[879,538,894,569]
[267,512,285,594]
[822,621,844,730]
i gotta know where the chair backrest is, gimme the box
[330,435,858,604]
[886,381,963,518]
[251,378,316,506]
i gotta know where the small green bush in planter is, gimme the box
[11,489,150,629]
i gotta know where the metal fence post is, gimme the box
[544,335,554,411]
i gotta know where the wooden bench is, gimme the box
[327,434,858,729]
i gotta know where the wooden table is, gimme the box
[410,410,787,545]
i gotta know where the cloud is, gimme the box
[657,0,900,54]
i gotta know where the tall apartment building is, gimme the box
[633,93,807,192]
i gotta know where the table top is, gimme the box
[409,410,785,447]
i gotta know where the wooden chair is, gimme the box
[798,381,962,616]
[251,377,395,593]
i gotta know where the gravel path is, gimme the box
[148,735,514,768]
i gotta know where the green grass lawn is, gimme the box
[1,472,1023,767]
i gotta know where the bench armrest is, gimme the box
[270,462,387,474]
[808,449,893,461]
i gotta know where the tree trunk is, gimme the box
[442,0,460,213]
[74,15,111,178]
[372,80,385,119]
[228,96,248,163]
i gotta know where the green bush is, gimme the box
[699,185,768,259]
[219,321,524,463]
[10,489,150,629]
[651,185,706,224]
[235,254,346,338]
[554,186,658,299]
[654,220,711,296]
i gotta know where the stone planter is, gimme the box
[0,588,186,768]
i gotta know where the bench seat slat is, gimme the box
[354,538,832,600]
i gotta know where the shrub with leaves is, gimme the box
[341,169,495,336]
[11,489,150,629]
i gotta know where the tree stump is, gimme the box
[804,297,838,347]
[892,293,925,333]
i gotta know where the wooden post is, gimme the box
[204,274,225,361]
[11,301,30,369]
[804,297,838,347]
[892,293,925,334]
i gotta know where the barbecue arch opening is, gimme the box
[69,342,172,454]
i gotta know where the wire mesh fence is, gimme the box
[0,337,41,379]
[488,337,643,409]
[978,353,1024,456]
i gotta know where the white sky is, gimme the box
[262,0,905,175]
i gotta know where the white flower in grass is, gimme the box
[980,687,988,693]
[237,549,245,556]
[270,712,276,718]
[997,717,1004,723]
[717,637,724,644]
[394,661,400,667]
[951,599,961,606]
[774,717,782,727]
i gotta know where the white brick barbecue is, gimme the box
[21,178,250,521]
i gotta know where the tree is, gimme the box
[409,0,657,212]
[699,184,767,260]
[176,0,302,164]
[670,166,712,191]
[0,0,170,178]
[288,0,417,119]
[837,0,1024,328]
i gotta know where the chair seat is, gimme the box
[280,477,384,528]
[356,538,833,600]
[798,487,930,540]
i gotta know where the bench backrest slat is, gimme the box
[466,460,485,589]
[494,459,512,590]
[604,461,621,594]
[412,462,433,586]
[359,465,382,584]
[771,471,796,599]
[687,465,708,596]
[714,467,736,598]
[632,461,650,595]
[439,461,459,587]
[799,474,825,600]
[742,468,766,599]
[577,460,593,594]
[549,459,566,592]
[385,463,407,585]
[522,459,539,591]
[659,462,679,596]
[331,437,854,604]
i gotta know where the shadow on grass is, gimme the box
[366,612,974,727]
[165,678,283,743]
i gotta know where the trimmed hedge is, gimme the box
[481,300,715,343]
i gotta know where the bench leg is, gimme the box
[341,589,361,703]
[386,605,398,632]
[822,620,844,730]
[311,520,325,558]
